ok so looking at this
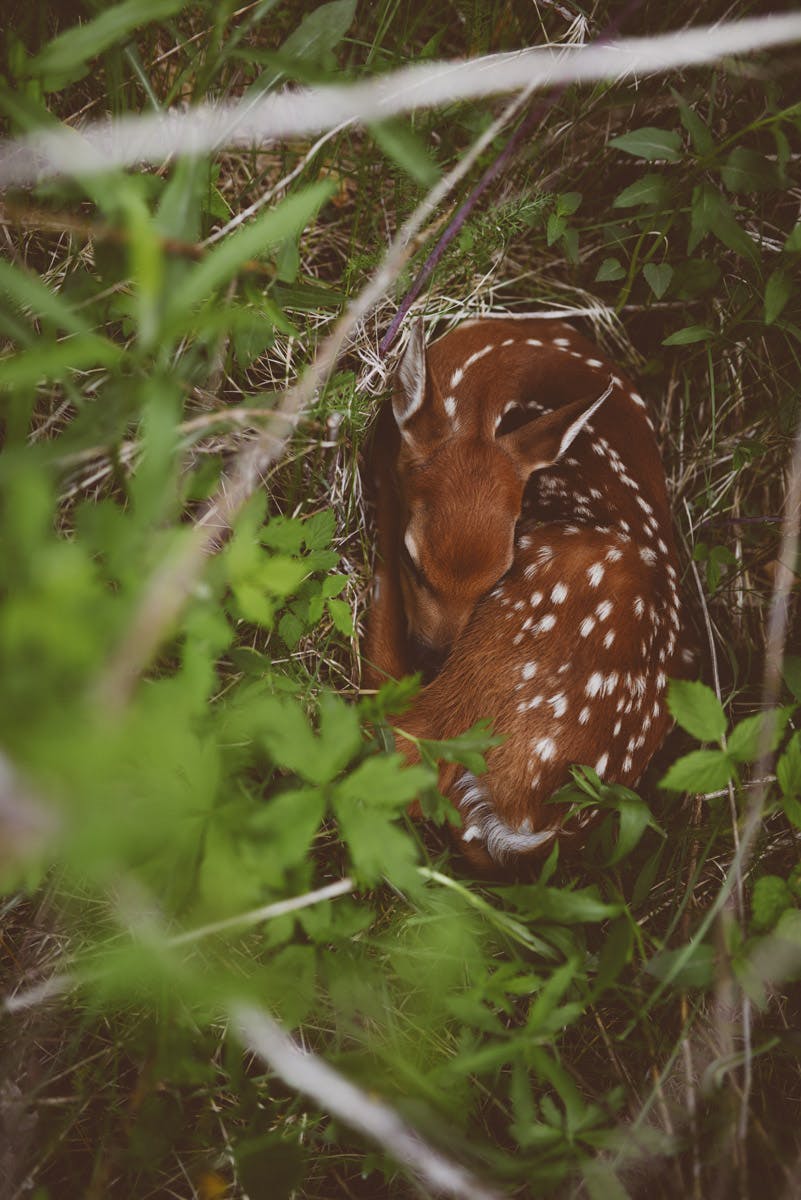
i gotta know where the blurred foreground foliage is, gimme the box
[1,1,801,1198]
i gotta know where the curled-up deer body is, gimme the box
[364,317,690,872]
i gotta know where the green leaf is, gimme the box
[28,0,186,78]
[777,733,801,800]
[0,258,90,335]
[258,692,361,785]
[647,941,715,989]
[609,127,682,162]
[765,269,793,325]
[785,224,801,253]
[261,944,316,1027]
[751,875,793,932]
[595,257,625,282]
[594,917,634,995]
[247,0,356,95]
[0,335,122,390]
[643,262,673,299]
[418,718,504,776]
[327,597,354,635]
[546,212,566,246]
[249,787,326,869]
[557,191,582,216]
[337,754,432,811]
[727,709,790,763]
[783,656,801,702]
[662,325,714,347]
[688,183,757,261]
[659,749,734,793]
[370,119,440,186]
[667,679,726,742]
[167,181,333,318]
[612,173,672,209]
[605,794,661,866]
[721,147,782,194]
[672,89,714,156]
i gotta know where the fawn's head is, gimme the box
[391,321,611,660]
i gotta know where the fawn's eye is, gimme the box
[400,540,433,592]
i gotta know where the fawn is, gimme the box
[364,316,691,872]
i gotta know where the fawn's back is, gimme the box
[365,316,690,870]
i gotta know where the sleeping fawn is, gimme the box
[364,317,691,872]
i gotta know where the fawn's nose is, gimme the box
[409,635,448,683]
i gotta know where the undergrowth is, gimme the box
[1,2,800,1198]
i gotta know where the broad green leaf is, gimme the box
[643,262,673,299]
[647,941,715,988]
[777,733,801,800]
[595,257,625,282]
[672,88,714,156]
[249,787,326,868]
[336,754,432,810]
[258,694,358,785]
[662,325,713,347]
[0,258,90,335]
[785,224,801,252]
[260,944,316,1028]
[533,886,622,924]
[727,708,790,763]
[594,917,634,995]
[29,0,185,77]
[334,797,418,886]
[155,156,208,242]
[721,147,782,194]
[765,269,793,325]
[688,183,757,261]
[783,656,801,701]
[418,718,504,776]
[609,127,682,162]
[557,191,582,216]
[659,748,734,793]
[612,173,671,209]
[667,679,726,742]
[605,794,661,866]
[327,597,354,635]
[751,875,793,932]
[370,120,440,186]
[167,181,333,317]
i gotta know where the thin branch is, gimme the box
[3,15,801,186]
[232,1002,504,1200]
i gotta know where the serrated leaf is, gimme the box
[304,509,336,550]
[595,257,625,282]
[667,679,726,741]
[320,574,348,599]
[721,147,782,194]
[605,794,662,866]
[327,597,354,635]
[751,875,793,932]
[643,262,673,299]
[659,749,734,793]
[370,119,440,186]
[278,611,304,649]
[249,786,326,868]
[337,754,432,810]
[765,269,793,325]
[727,708,790,763]
[662,325,713,347]
[609,127,682,162]
[612,173,671,209]
[261,945,316,1028]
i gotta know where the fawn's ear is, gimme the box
[392,319,447,451]
[498,381,613,479]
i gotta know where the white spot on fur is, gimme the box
[580,616,596,637]
[595,753,609,777]
[588,563,605,587]
[551,583,568,604]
